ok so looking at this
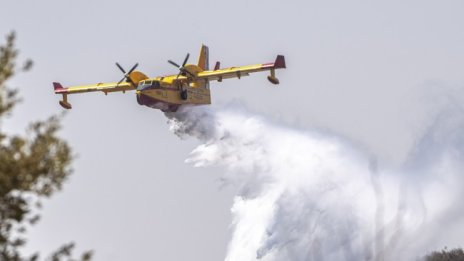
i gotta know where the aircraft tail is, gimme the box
[198,45,210,89]
[197,45,209,71]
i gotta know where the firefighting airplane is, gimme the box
[53,45,286,112]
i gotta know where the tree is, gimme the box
[0,32,92,260]
[425,248,464,261]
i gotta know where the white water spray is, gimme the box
[165,99,464,261]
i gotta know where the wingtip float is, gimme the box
[53,46,286,112]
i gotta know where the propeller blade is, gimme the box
[127,63,139,74]
[171,53,192,81]
[182,53,190,67]
[117,76,126,85]
[115,62,126,74]
[168,60,180,68]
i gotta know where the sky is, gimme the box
[1,0,464,260]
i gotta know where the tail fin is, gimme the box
[197,45,209,71]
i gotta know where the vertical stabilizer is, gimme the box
[197,45,209,71]
[198,45,210,89]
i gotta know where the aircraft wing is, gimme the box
[195,55,286,83]
[53,81,135,109]
[54,81,134,95]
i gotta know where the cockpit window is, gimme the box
[138,80,160,91]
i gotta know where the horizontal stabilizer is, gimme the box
[214,61,220,71]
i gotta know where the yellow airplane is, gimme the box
[53,45,286,112]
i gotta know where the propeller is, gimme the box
[167,53,195,79]
[115,62,139,85]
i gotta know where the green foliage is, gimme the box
[425,248,464,261]
[0,32,92,261]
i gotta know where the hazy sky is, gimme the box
[2,0,464,260]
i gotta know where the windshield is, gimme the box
[138,80,160,91]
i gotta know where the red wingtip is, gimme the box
[274,55,286,69]
[53,82,67,94]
